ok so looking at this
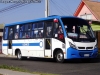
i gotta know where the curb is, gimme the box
[0,69,40,75]
[0,54,16,58]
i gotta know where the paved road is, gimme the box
[0,57,100,75]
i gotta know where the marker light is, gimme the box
[54,18,58,23]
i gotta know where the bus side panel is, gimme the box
[25,39,44,57]
[2,40,8,55]
[13,40,26,56]
[52,38,66,58]
[13,39,44,57]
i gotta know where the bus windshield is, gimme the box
[61,17,95,42]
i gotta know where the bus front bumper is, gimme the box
[66,47,98,59]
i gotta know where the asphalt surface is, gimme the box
[0,56,100,75]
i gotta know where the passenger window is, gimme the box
[37,30,43,38]
[45,21,53,38]
[32,24,35,30]
[19,32,23,38]
[54,23,63,34]
[25,23,31,31]
[19,23,31,39]
[14,25,19,39]
[9,27,14,39]
[34,30,38,38]
[21,32,30,38]
[31,31,34,38]
[53,22,64,41]
[3,27,8,40]
[31,22,44,38]
[20,31,31,39]
[20,25,25,31]
[37,22,44,38]
[31,23,37,38]
[34,23,38,30]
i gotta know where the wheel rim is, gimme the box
[18,52,21,59]
[57,53,63,61]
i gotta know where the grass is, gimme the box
[91,24,100,31]
[0,64,58,75]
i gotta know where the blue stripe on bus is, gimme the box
[3,43,40,46]
[29,43,40,46]
[13,43,23,46]
[3,44,8,46]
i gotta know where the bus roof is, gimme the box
[5,15,82,26]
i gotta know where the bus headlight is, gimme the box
[69,42,76,49]
[95,44,98,48]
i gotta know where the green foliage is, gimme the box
[91,24,100,31]
[0,64,28,72]
[0,64,59,75]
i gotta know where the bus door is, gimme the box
[7,40,13,55]
[44,21,53,57]
[7,27,13,55]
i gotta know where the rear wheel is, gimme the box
[17,51,22,60]
[55,50,64,63]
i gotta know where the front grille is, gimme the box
[78,46,93,50]
[78,47,85,49]
[86,47,93,49]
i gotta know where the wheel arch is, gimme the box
[53,48,63,59]
[15,48,21,56]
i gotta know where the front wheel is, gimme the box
[55,51,64,63]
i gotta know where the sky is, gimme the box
[0,0,89,24]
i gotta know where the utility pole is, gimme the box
[45,0,49,17]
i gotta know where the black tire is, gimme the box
[55,50,64,63]
[17,50,23,60]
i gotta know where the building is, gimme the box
[74,0,100,21]
[0,24,4,54]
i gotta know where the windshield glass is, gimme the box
[61,17,95,42]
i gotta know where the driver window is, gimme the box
[72,26,75,33]
[67,25,79,38]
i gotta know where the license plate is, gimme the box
[84,54,89,57]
